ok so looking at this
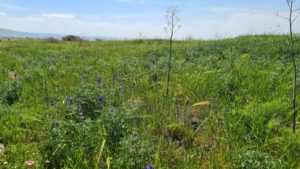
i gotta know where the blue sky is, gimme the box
[0,0,299,39]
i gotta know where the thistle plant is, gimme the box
[164,6,181,97]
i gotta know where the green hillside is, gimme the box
[0,35,299,168]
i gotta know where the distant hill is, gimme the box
[0,28,64,39]
[0,28,116,40]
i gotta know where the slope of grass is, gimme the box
[0,35,299,168]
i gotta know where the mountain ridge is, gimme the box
[0,28,64,39]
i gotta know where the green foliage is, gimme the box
[41,120,105,169]
[99,107,131,152]
[114,133,154,168]
[238,99,289,144]
[74,83,106,120]
[0,35,299,168]
[0,82,21,106]
[236,150,283,169]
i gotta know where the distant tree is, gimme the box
[277,0,300,132]
[165,6,181,97]
[62,35,82,41]
[185,35,194,41]
[44,37,60,43]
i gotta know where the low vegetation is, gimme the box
[0,35,299,168]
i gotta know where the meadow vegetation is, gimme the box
[0,35,300,168]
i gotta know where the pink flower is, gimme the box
[25,160,35,167]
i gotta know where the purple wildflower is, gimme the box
[145,166,155,169]
[98,95,104,105]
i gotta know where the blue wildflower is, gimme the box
[145,165,155,169]
[98,95,104,105]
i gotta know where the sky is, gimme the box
[0,0,299,39]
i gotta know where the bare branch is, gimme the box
[294,8,300,11]
[165,5,180,39]
[292,12,300,23]
[276,13,289,20]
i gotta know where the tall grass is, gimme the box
[0,35,299,168]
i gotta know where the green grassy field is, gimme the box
[0,35,300,168]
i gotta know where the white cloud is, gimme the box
[0,3,29,11]
[113,0,148,3]
[0,13,160,38]
[0,12,7,17]
[0,9,298,39]
[42,13,75,19]
[181,11,299,39]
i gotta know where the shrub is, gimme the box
[65,84,107,121]
[0,82,21,106]
[41,120,106,169]
[43,37,60,43]
[99,107,131,152]
[62,35,83,41]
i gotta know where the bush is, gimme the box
[62,35,83,41]
[65,84,107,121]
[99,107,131,152]
[41,107,135,168]
[0,82,21,106]
[43,37,60,43]
[41,120,106,169]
